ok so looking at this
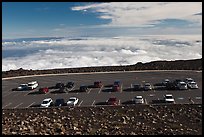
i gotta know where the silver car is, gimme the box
[134,96,144,104]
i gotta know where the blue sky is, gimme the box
[2,2,202,39]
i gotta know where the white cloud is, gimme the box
[2,35,202,71]
[71,2,202,27]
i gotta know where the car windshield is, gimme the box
[181,83,186,86]
[69,99,75,102]
[42,101,49,104]
[166,96,173,99]
[56,99,63,103]
[28,84,33,86]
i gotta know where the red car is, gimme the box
[112,85,120,92]
[94,81,102,88]
[39,87,49,94]
[107,97,118,105]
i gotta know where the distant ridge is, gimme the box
[2,58,202,78]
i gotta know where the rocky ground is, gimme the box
[2,104,202,135]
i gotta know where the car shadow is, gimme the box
[104,84,113,88]
[151,99,166,104]
[95,102,108,105]
[50,90,66,94]
[121,100,135,105]
[68,89,85,93]
[29,104,41,108]
[28,91,45,95]
[48,86,58,89]
[102,88,113,92]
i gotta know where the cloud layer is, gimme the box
[71,2,202,27]
[2,35,202,71]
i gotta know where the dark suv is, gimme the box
[80,85,89,92]
[55,83,65,89]
[66,81,74,88]
[55,98,65,106]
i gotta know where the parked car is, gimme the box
[112,85,120,92]
[187,81,198,89]
[27,81,38,90]
[144,83,152,91]
[55,98,65,106]
[162,79,170,85]
[94,81,102,88]
[39,87,49,94]
[164,94,175,103]
[41,98,53,107]
[185,78,194,83]
[17,84,28,91]
[132,83,142,91]
[55,83,64,89]
[134,96,144,104]
[66,81,74,88]
[107,97,119,105]
[80,85,89,92]
[114,80,121,86]
[67,97,79,106]
[166,82,178,90]
[178,81,188,90]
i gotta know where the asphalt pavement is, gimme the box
[2,70,202,109]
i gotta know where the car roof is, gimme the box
[43,98,52,101]
[69,97,77,99]
[186,78,193,80]
[179,81,186,84]
[28,81,37,84]
[20,84,28,86]
[135,96,143,98]
[165,94,173,96]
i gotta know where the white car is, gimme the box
[144,83,152,90]
[67,97,79,106]
[17,84,28,91]
[187,81,198,89]
[41,98,53,107]
[178,81,188,90]
[134,96,144,104]
[164,94,175,103]
[27,81,38,90]
[185,78,194,84]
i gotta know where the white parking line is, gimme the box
[2,103,12,109]
[27,102,35,108]
[92,100,95,106]
[145,99,148,104]
[98,85,103,94]
[67,86,75,92]
[120,84,123,93]
[78,100,83,106]
[87,88,92,94]
[14,103,23,109]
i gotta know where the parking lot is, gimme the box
[2,70,202,109]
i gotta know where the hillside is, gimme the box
[2,58,202,78]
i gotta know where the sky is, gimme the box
[2,2,202,71]
[2,2,202,39]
